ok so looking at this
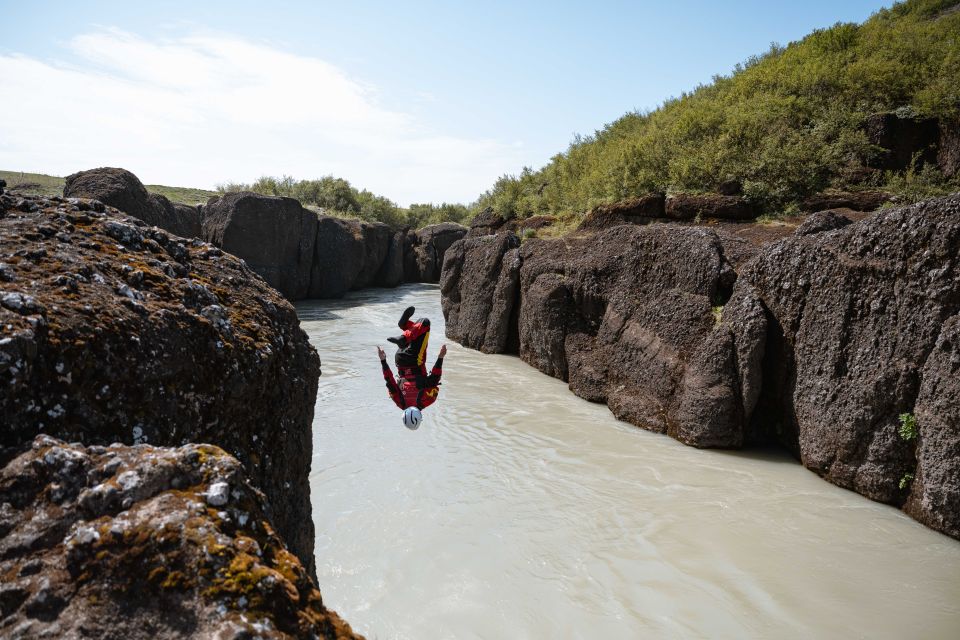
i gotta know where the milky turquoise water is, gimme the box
[300,284,960,640]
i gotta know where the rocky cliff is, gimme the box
[0,192,321,577]
[441,195,960,539]
[0,436,359,639]
[65,168,467,301]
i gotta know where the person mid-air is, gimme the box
[377,305,447,429]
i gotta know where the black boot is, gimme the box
[387,335,407,347]
[398,306,415,329]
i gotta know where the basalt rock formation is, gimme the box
[0,436,360,639]
[440,194,960,539]
[65,168,465,300]
[0,193,321,574]
[405,222,469,283]
[203,191,319,300]
[63,167,202,240]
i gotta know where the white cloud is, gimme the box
[0,29,521,204]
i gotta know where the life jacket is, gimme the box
[395,318,430,369]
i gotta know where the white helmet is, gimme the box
[402,407,422,430]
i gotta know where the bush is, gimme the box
[474,0,960,222]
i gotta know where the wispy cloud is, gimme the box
[0,29,520,204]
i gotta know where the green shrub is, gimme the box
[473,0,960,223]
[898,412,918,440]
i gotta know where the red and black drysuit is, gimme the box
[382,307,442,409]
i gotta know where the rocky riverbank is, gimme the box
[0,188,360,637]
[441,195,960,539]
[63,168,467,299]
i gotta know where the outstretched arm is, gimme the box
[378,346,404,409]
[426,344,447,384]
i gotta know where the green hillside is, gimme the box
[0,170,218,205]
[476,0,960,221]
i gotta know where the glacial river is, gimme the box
[300,284,960,640]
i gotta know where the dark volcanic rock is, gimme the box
[734,195,960,508]
[466,208,515,237]
[794,210,853,236]
[939,119,960,178]
[149,193,202,239]
[63,167,202,240]
[440,192,960,538]
[0,194,322,574]
[865,112,939,171]
[406,223,468,283]
[202,192,317,300]
[64,167,154,222]
[0,436,360,640]
[800,190,892,212]
[907,314,960,538]
[577,194,665,231]
[377,231,405,287]
[309,216,364,298]
[352,221,391,290]
[441,232,521,352]
[515,225,736,442]
[518,215,557,231]
[665,193,755,220]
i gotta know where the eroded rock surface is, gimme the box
[0,193,321,573]
[440,194,960,539]
[405,223,468,283]
[203,192,318,300]
[0,436,360,640]
[63,168,201,240]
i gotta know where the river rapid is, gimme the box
[300,284,960,639]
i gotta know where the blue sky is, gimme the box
[1,0,891,204]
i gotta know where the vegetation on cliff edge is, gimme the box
[475,0,960,222]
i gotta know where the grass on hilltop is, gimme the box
[0,170,218,205]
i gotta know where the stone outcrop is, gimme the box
[466,208,515,237]
[800,190,892,212]
[63,168,464,301]
[865,112,940,171]
[0,436,360,639]
[405,223,468,283]
[578,195,665,231]
[203,192,318,300]
[63,168,202,240]
[665,193,756,220]
[0,193,321,574]
[309,216,364,298]
[440,194,960,539]
[734,195,960,515]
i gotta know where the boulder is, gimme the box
[148,193,202,239]
[665,193,756,220]
[441,232,521,352]
[309,216,364,298]
[865,112,939,170]
[0,193,322,574]
[405,223,468,283]
[202,191,317,300]
[64,167,154,222]
[517,215,557,231]
[800,190,893,212]
[577,194,665,231]
[466,208,515,237]
[63,167,202,240]
[794,210,853,236]
[0,436,359,640]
